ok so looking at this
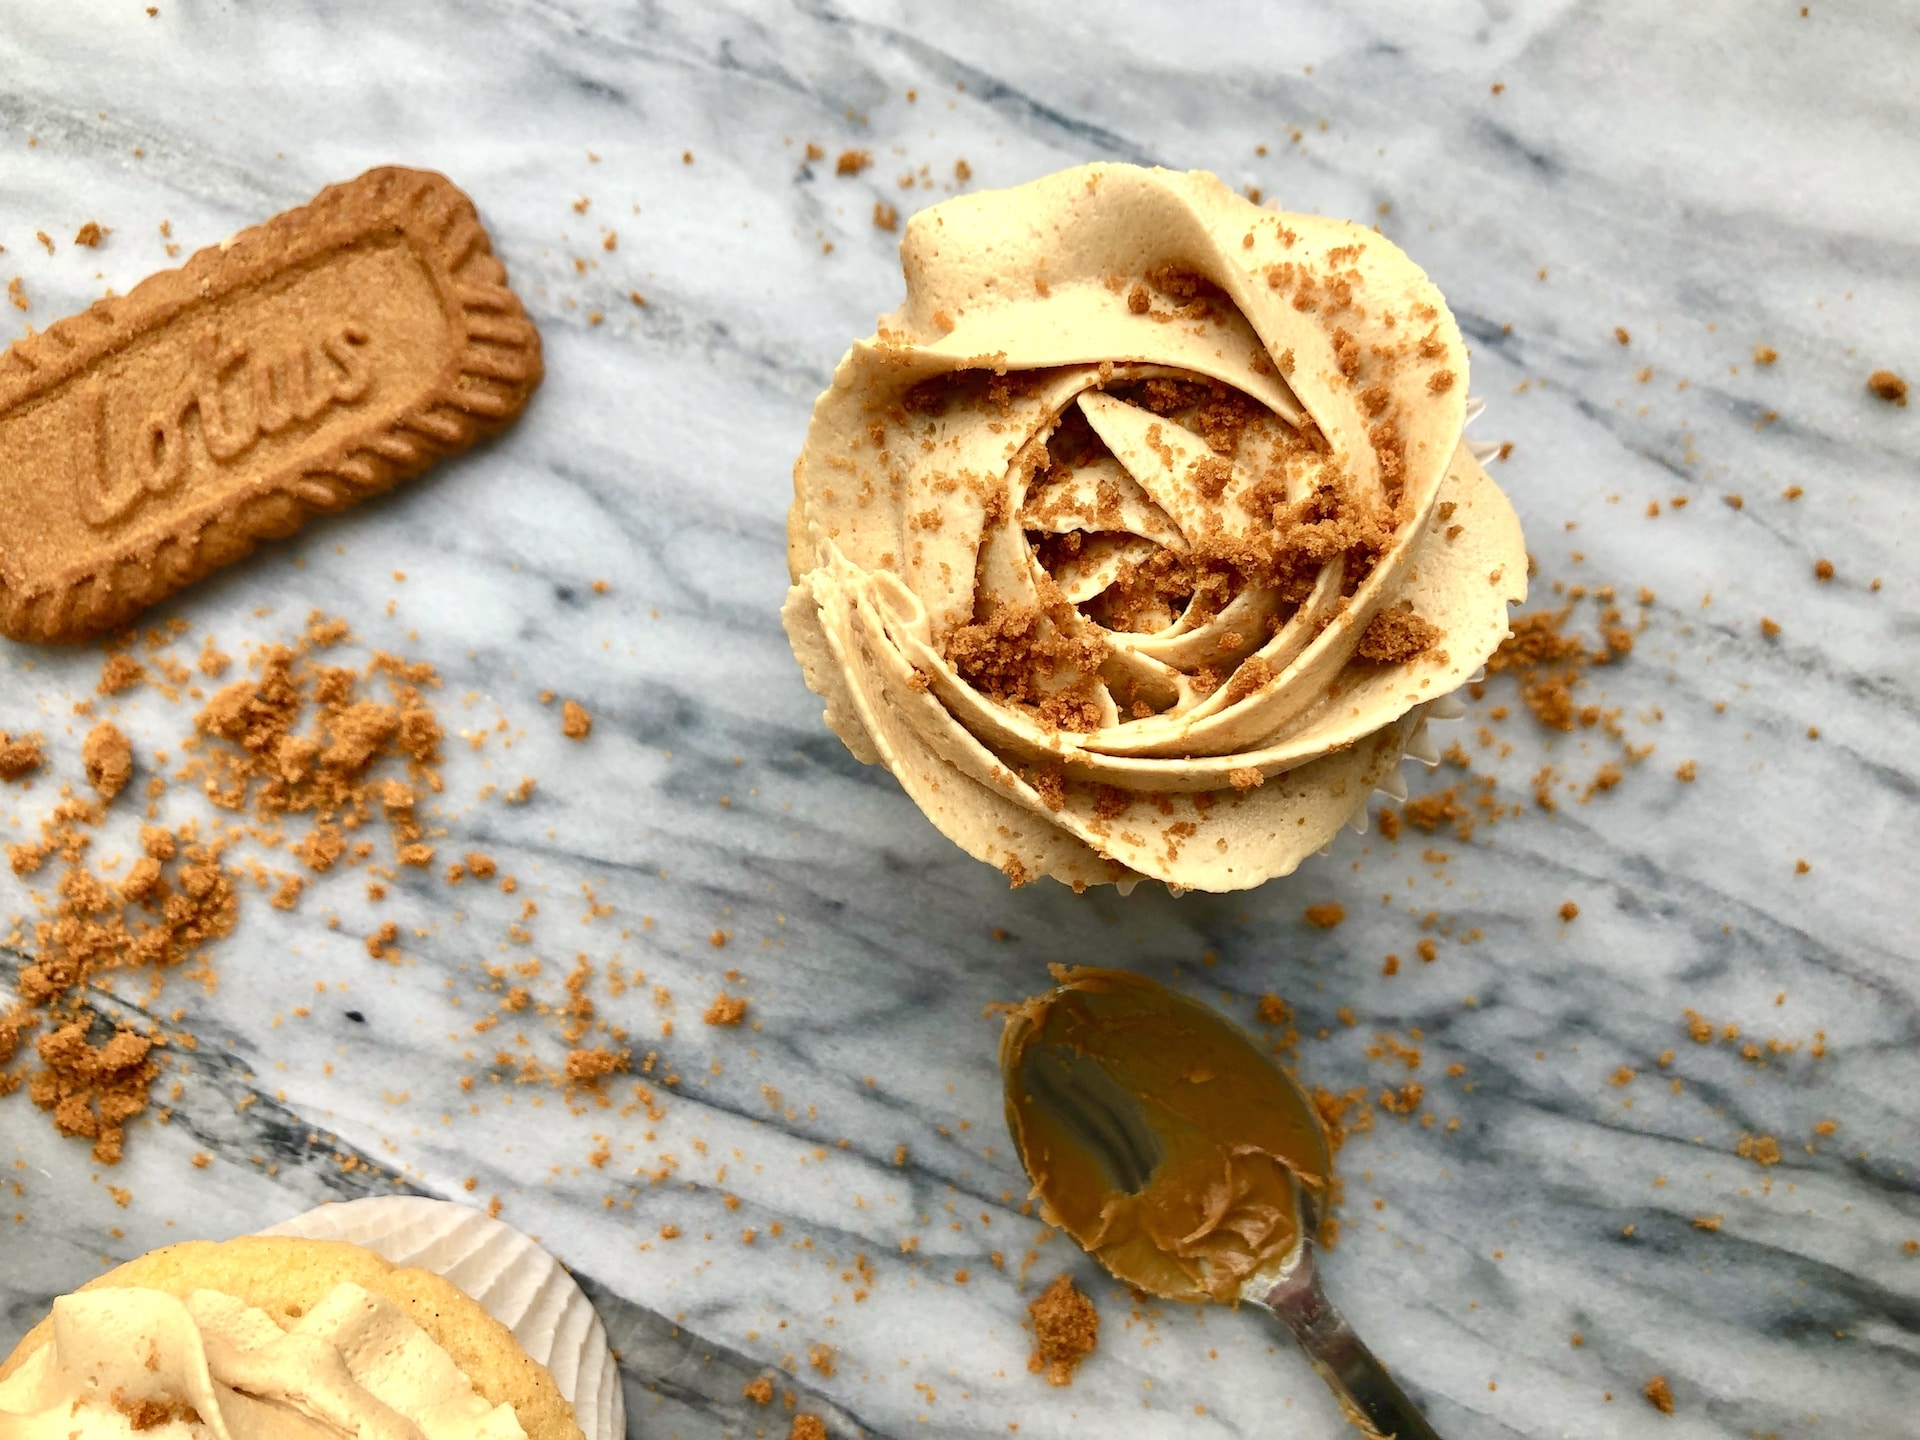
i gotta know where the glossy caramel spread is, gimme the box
[1000,967,1329,1303]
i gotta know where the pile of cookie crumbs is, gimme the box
[1026,1273,1099,1386]
[0,612,671,1164]
[0,616,452,1159]
[1375,583,1660,845]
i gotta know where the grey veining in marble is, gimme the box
[3,2,1918,1437]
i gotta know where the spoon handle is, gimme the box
[1261,1253,1443,1440]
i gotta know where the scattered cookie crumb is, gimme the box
[704,993,747,1027]
[0,731,43,780]
[1027,1274,1098,1387]
[1304,902,1346,929]
[563,1045,629,1087]
[561,700,592,740]
[1753,345,1777,366]
[835,150,871,176]
[1559,900,1579,922]
[1357,606,1442,663]
[73,221,105,248]
[82,721,133,801]
[97,653,146,695]
[741,1377,774,1406]
[789,1418,826,1440]
[1867,369,1908,406]
[1643,1375,1675,1414]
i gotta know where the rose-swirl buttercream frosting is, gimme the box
[784,163,1527,892]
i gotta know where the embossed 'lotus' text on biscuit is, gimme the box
[78,319,373,528]
[0,166,541,643]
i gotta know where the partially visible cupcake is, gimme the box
[259,1197,621,1440]
[0,1203,605,1440]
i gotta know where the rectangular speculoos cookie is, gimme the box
[0,166,541,642]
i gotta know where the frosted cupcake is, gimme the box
[0,1237,572,1440]
[784,163,1526,892]
[1,1198,619,1440]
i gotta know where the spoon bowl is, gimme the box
[1000,967,1442,1439]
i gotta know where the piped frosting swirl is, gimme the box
[784,164,1526,892]
[0,1284,527,1440]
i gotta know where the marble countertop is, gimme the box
[3,3,1917,1436]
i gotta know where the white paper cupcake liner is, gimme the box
[258,1197,623,1440]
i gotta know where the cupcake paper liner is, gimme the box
[259,1196,623,1440]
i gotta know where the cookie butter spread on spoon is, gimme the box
[784,163,1527,891]
[0,1284,527,1440]
[1000,966,1330,1303]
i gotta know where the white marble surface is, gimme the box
[3,2,1918,1436]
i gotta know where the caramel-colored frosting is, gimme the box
[0,1284,527,1440]
[784,163,1527,892]
[1000,967,1329,1304]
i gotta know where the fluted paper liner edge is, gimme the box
[260,1196,622,1440]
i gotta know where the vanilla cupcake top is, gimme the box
[784,164,1526,892]
[0,1284,526,1440]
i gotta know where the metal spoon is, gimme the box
[1000,967,1442,1439]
